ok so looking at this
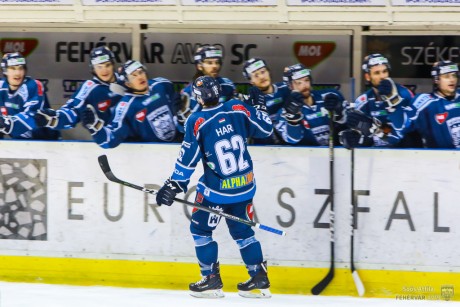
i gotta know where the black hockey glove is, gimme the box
[377,78,402,111]
[175,93,192,126]
[35,109,58,128]
[323,93,344,115]
[0,116,13,135]
[339,129,364,150]
[282,91,304,124]
[248,87,268,113]
[346,109,382,137]
[81,105,105,135]
[156,179,183,206]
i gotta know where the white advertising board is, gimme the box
[392,0,460,5]
[287,0,385,5]
[0,141,458,272]
[181,0,276,5]
[82,0,176,5]
[0,0,73,3]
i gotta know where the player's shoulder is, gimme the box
[151,77,172,86]
[217,77,234,86]
[412,93,434,110]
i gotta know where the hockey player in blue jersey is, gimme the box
[242,57,291,144]
[0,52,59,140]
[156,76,273,299]
[274,63,347,146]
[34,46,124,135]
[177,46,236,131]
[340,53,422,148]
[81,59,179,148]
[385,61,460,148]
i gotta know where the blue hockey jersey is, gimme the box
[354,83,416,147]
[170,99,273,204]
[91,77,178,148]
[395,92,460,148]
[55,76,123,130]
[275,89,347,146]
[0,77,45,139]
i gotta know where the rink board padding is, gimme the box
[0,141,458,300]
[0,255,457,300]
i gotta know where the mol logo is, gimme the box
[293,42,336,68]
[0,38,39,57]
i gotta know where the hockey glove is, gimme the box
[35,109,58,128]
[81,105,105,135]
[0,116,13,135]
[156,179,182,206]
[176,93,192,126]
[346,109,382,137]
[339,129,364,150]
[323,93,344,115]
[377,78,402,111]
[248,87,268,113]
[282,91,304,124]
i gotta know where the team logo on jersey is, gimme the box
[0,107,7,116]
[35,80,44,96]
[194,117,205,136]
[0,38,39,57]
[435,112,448,124]
[135,109,147,122]
[146,105,176,141]
[302,119,310,129]
[246,203,254,221]
[98,100,111,112]
[232,104,250,117]
[293,42,336,68]
[220,171,254,190]
[446,117,460,147]
[208,206,223,227]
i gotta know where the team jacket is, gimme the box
[275,89,347,146]
[92,78,178,148]
[394,92,460,148]
[0,77,45,139]
[55,75,124,129]
[354,84,416,147]
[170,99,273,204]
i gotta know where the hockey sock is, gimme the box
[193,235,218,276]
[236,236,263,277]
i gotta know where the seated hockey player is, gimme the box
[81,59,180,148]
[341,60,460,149]
[0,52,59,140]
[34,46,124,136]
[241,57,291,144]
[341,53,422,148]
[177,45,236,131]
[275,63,348,146]
[156,76,273,299]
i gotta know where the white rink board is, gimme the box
[0,141,458,272]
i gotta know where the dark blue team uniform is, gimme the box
[275,89,347,146]
[394,92,460,148]
[91,77,178,148]
[168,98,273,277]
[354,84,419,147]
[170,99,273,204]
[0,77,57,139]
[54,77,123,130]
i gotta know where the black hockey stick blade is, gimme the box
[311,263,334,295]
[98,155,286,236]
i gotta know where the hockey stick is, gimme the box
[98,155,286,236]
[311,111,335,295]
[349,80,365,296]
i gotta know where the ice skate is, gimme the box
[237,261,271,298]
[189,263,224,298]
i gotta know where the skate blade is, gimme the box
[190,289,225,299]
[238,288,271,299]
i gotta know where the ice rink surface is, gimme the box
[0,282,458,307]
